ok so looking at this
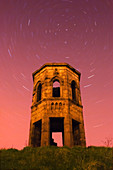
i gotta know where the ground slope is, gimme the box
[0,146,112,170]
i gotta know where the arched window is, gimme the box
[51,102,54,110]
[55,102,58,109]
[53,80,60,97]
[59,102,62,110]
[71,80,76,101]
[37,84,42,102]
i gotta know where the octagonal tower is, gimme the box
[29,63,86,147]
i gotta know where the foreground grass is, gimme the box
[0,146,112,170]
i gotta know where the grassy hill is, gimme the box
[0,146,112,170]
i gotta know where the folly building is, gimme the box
[29,63,86,147]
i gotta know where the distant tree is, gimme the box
[102,137,113,147]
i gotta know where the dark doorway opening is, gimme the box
[72,119,80,145]
[33,120,41,147]
[50,118,64,146]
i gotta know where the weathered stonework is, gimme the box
[29,63,86,147]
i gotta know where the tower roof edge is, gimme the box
[32,63,81,81]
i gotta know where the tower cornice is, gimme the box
[32,63,81,81]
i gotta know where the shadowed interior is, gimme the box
[50,118,64,146]
[72,119,80,145]
[33,120,42,147]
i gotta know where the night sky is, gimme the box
[0,0,113,149]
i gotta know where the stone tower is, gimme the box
[29,63,86,147]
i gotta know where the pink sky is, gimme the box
[0,0,113,149]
